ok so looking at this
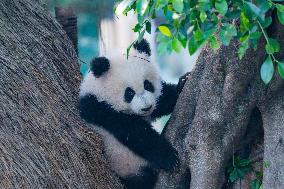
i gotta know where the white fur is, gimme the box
[80,48,162,116]
[92,125,148,177]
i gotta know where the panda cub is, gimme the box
[79,39,185,189]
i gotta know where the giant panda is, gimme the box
[79,39,187,189]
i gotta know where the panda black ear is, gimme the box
[90,57,110,77]
[133,39,151,56]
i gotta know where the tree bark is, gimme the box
[261,93,284,189]
[155,13,284,189]
[0,0,122,188]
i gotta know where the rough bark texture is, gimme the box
[0,0,122,188]
[155,13,284,189]
[55,7,78,54]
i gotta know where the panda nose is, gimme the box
[141,105,152,112]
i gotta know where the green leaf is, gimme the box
[136,0,149,15]
[238,158,251,166]
[178,33,187,48]
[215,0,228,16]
[173,0,184,13]
[220,30,232,46]
[194,29,204,42]
[188,37,199,55]
[172,38,182,52]
[277,8,284,25]
[238,40,249,59]
[240,12,250,31]
[209,36,220,50]
[156,0,168,10]
[229,168,239,182]
[236,168,245,179]
[158,25,172,37]
[257,0,271,13]
[245,1,265,21]
[220,24,236,46]
[265,43,274,54]
[200,11,207,22]
[146,21,151,34]
[265,38,280,54]
[133,24,141,32]
[277,62,284,79]
[227,24,237,36]
[251,32,262,39]
[260,16,272,28]
[261,56,274,85]
[276,4,284,12]
[250,179,261,189]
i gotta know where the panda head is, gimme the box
[80,39,162,116]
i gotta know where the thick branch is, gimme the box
[0,0,122,188]
[156,12,284,189]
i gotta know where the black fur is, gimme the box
[151,82,179,119]
[124,87,136,103]
[119,167,158,189]
[144,80,155,93]
[133,39,151,56]
[79,93,180,171]
[90,57,110,77]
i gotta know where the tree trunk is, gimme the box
[155,13,284,189]
[0,0,122,188]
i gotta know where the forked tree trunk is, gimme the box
[155,13,284,189]
[0,0,122,188]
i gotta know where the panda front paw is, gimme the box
[151,147,180,172]
[177,72,191,94]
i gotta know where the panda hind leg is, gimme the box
[120,167,158,189]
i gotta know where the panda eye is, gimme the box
[144,80,154,93]
[124,87,136,103]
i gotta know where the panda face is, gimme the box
[124,80,157,116]
[80,48,162,116]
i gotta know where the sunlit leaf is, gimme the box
[158,25,172,37]
[200,11,207,22]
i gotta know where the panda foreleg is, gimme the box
[150,82,178,119]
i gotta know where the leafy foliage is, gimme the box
[227,156,263,189]
[114,0,284,84]
[227,156,253,183]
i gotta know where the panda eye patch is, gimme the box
[144,80,154,93]
[124,87,136,103]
